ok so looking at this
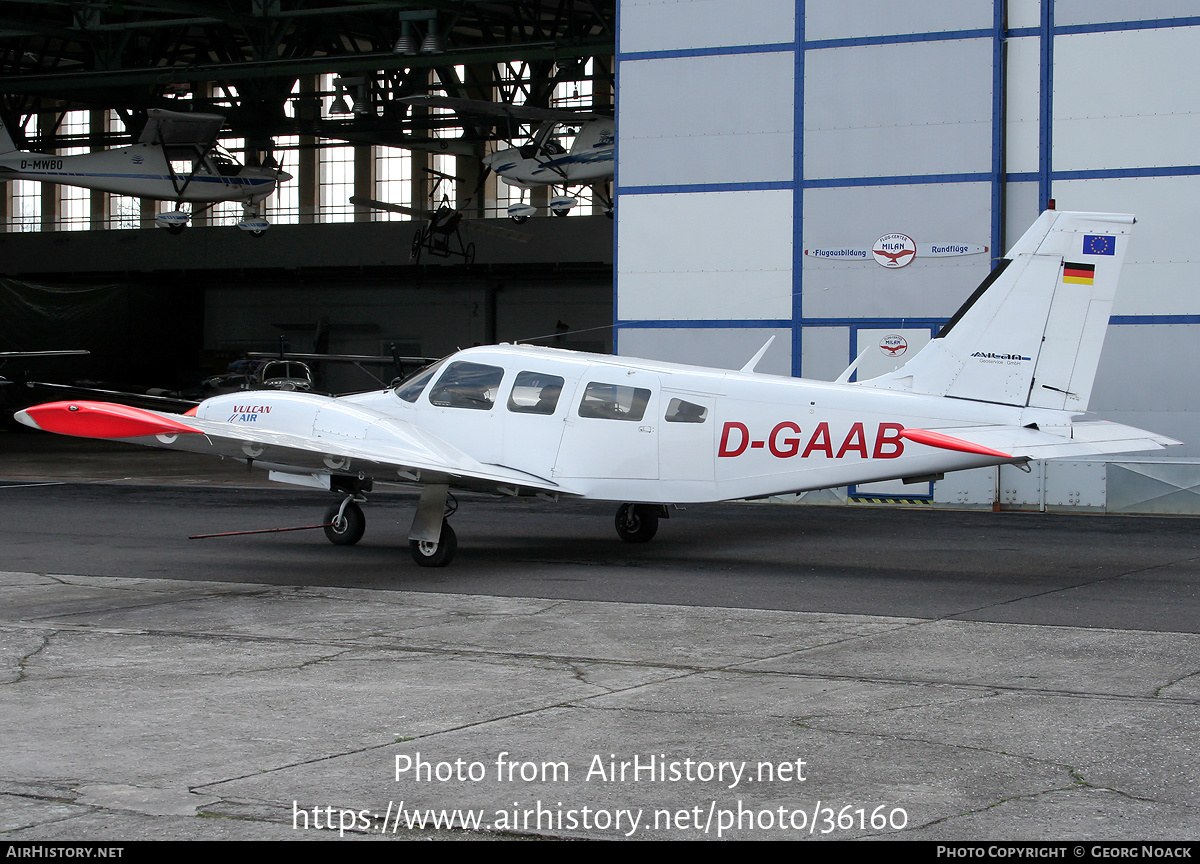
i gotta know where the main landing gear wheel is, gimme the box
[615,503,659,543]
[324,500,365,546]
[410,520,457,567]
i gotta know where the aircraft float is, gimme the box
[16,209,1176,567]
[0,108,290,234]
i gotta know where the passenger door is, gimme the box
[554,369,660,480]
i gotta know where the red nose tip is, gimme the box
[15,401,199,439]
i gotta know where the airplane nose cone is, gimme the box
[13,408,37,430]
[276,170,293,183]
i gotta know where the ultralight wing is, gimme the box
[399,95,601,124]
[137,109,225,146]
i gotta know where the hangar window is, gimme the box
[665,398,708,423]
[507,372,565,415]
[374,145,411,221]
[107,110,141,229]
[429,361,504,410]
[57,110,89,231]
[578,382,651,421]
[394,360,445,403]
[266,136,299,225]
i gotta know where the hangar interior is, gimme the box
[3,0,1199,512]
[0,0,617,391]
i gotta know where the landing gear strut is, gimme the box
[408,484,459,567]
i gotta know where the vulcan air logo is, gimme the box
[719,422,905,460]
[229,405,272,422]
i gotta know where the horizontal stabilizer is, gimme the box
[901,428,1013,459]
[906,422,1179,462]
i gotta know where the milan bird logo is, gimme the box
[872,233,916,268]
[879,335,908,356]
[874,248,916,265]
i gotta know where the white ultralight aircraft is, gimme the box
[0,108,290,234]
[16,209,1177,567]
[402,95,613,220]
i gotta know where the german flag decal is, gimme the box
[1062,261,1096,285]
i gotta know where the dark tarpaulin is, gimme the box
[0,277,202,387]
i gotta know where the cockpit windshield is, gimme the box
[207,144,243,177]
[393,359,446,403]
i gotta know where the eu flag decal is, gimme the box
[1083,234,1115,256]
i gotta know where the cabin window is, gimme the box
[428,361,505,410]
[665,398,708,423]
[507,372,565,415]
[578,382,651,421]
[393,359,445,403]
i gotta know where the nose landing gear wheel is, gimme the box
[324,500,365,545]
[410,520,457,567]
[615,503,659,543]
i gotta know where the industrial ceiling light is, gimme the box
[328,80,352,116]
[421,19,443,54]
[393,21,416,55]
[328,93,352,116]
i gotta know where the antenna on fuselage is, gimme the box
[740,336,776,373]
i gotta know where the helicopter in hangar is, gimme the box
[0,108,290,235]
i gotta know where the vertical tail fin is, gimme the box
[859,209,1133,412]
[0,116,18,154]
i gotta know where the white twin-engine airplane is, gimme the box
[0,109,290,234]
[16,210,1177,567]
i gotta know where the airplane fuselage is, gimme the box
[195,344,1048,505]
[484,120,614,189]
[0,143,282,203]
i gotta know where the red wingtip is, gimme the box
[16,401,200,439]
[901,428,1013,459]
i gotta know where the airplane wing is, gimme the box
[904,422,1180,461]
[400,95,602,124]
[15,400,581,497]
[137,109,226,146]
